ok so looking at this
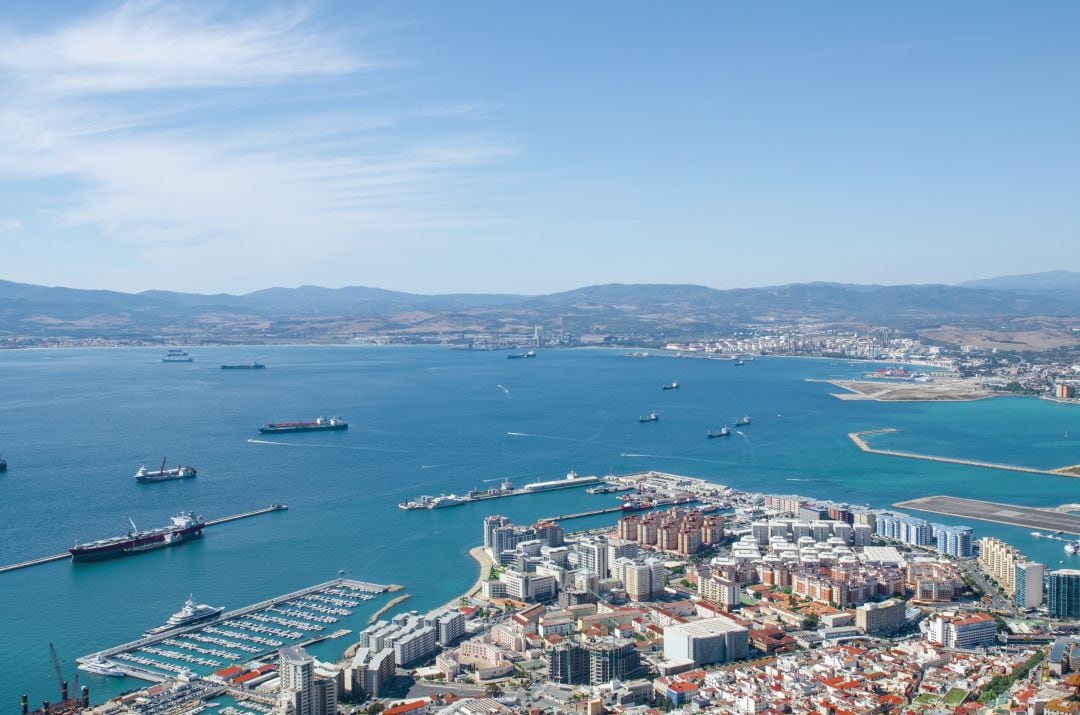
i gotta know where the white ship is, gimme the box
[143,595,225,637]
[1065,541,1080,556]
[522,471,599,493]
[78,654,125,677]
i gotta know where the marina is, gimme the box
[894,496,1080,535]
[76,578,391,683]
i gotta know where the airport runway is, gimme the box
[894,495,1080,535]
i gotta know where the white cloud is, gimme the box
[0,1,513,290]
[0,1,367,92]
[0,218,22,233]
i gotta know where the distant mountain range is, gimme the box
[2,271,1079,343]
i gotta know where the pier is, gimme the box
[542,497,698,523]
[894,495,1080,535]
[77,578,390,681]
[0,504,289,575]
[368,594,411,624]
[849,429,1064,476]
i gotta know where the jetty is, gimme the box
[368,594,411,624]
[0,504,289,575]
[849,429,1063,476]
[894,496,1080,535]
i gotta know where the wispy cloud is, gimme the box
[0,1,513,290]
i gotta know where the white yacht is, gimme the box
[78,654,125,677]
[143,595,225,637]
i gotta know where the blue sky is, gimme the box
[0,1,1077,294]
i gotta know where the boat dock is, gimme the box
[77,578,390,682]
[0,504,289,575]
[894,496,1080,535]
[850,429,1064,476]
[542,496,700,523]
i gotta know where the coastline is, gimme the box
[454,545,494,607]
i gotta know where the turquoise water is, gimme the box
[0,347,1078,706]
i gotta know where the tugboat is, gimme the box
[639,412,659,423]
[507,350,537,359]
[662,380,679,390]
[734,415,751,427]
[135,458,197,482]
[143,595,225,636]
[259,417,348,434]
[162,348,194,363]
[707,426,731,438]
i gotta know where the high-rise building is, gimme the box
[588,640,641,684]
[613,557,664,601]
[483,515,511,552]
[979,537,1026,596]
[575,535,609,579]
[1015,562,1046,609]
[1048,569,1080,619]
[278,646,314,715]
[548,642,589,685]
[934,526,973,558]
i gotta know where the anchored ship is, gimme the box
[523,471,599,492]
[734,415,751,426]
[507,350,536,359]
[639,412,659,423]
[143,595,225,637]
[135,458,197,482]
[662,380,679,390]
[707,426,731,438]
[259,417,347,434]
[162,348,194,363]
[69,512,204,561]
[221,362,265,370]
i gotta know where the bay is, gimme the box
[0,346,1078,706]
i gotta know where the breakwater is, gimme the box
[849,429,1064,476]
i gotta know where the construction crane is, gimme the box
[48,642,76,704]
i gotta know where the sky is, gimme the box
[0,1,1077,295]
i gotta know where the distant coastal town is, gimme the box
[41,470,1080,715]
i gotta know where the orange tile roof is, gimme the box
[383,701,430,715]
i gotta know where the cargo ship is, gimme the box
[734,415,751,427]
[507,350,536,359]
[639,412,659,423]
[143,595,225,636]
[707,426,731,438]
[162,348,194,363]
[258,416,347,434]
[662,381,679,390]
[221,362,265,370]
[69,512,204,561]
[135,458,197,482]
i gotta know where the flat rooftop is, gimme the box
[895,496,1080,535]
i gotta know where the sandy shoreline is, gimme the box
[447,545,494,608]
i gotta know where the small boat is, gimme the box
[707,426,731,438]
[734,415,751,427]
[639,412,659,423]
[0,454,6,472]
[78,654,125,677]
[221,362,265,370]
[507,350,536,360]
[1066,541,1080,556]
[733,359,744,366]
[662,381,679,390]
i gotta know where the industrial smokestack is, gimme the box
[42,700,49,714]
[61,682,68,702]
[81,687,89,708]
[21,694,28,715]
